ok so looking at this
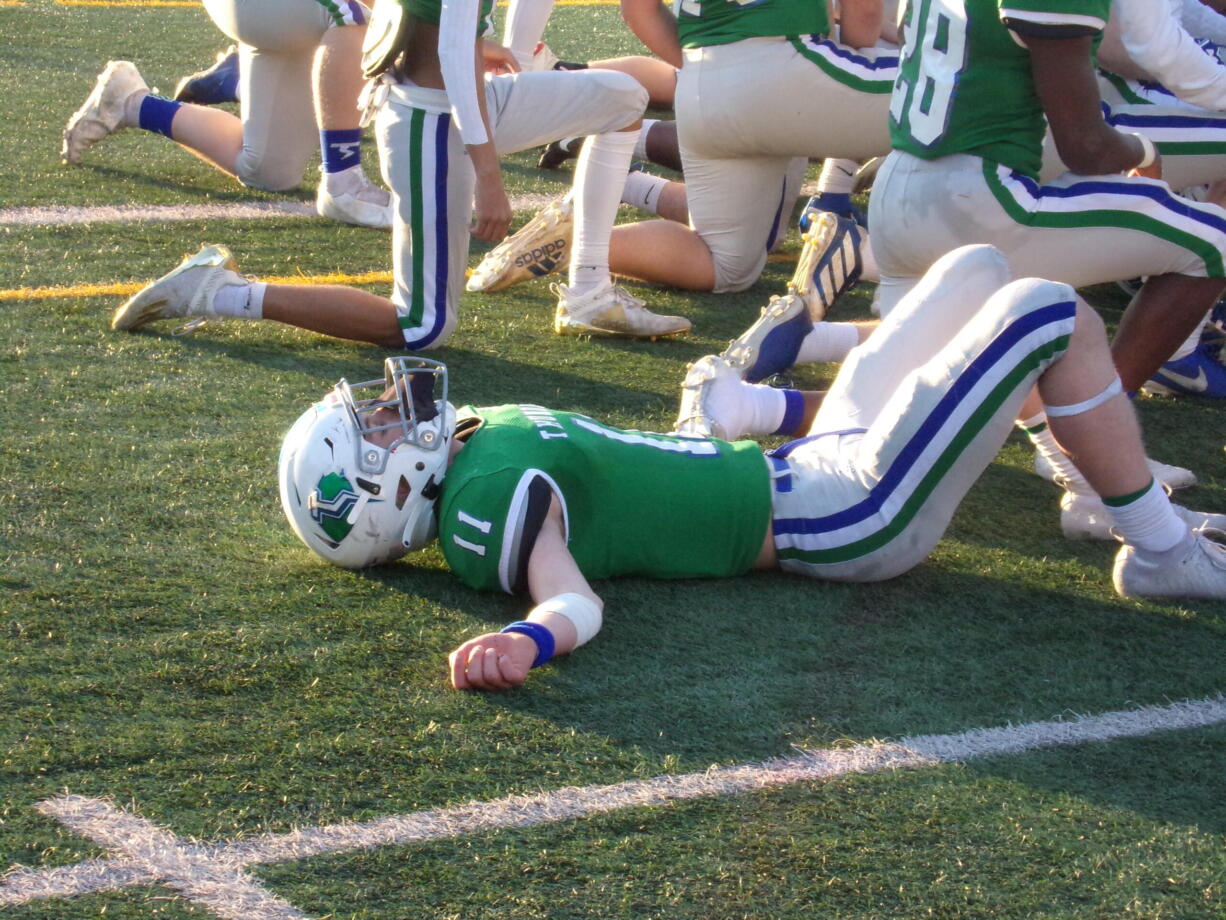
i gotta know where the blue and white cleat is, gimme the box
[1143,342,1226,398]
[111,244,246,332]
[798,192,865,232]
[721,292,810,383]
[173,46,240,105]
[790,211,863,322]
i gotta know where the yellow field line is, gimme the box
[53,0,615,6]
[0,269,393,302]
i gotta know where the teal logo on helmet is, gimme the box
[310,473,360,543]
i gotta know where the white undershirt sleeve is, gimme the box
[1117,0,1226,111]
[438,0,490,145]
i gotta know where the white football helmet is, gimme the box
[278,356,455,569]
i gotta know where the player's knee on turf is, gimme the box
[235,150,307,192]
[711,248,770,294]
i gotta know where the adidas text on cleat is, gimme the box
[673,355,742,440]
[721,292,810,383]
[62,61,148,165]
[1034,449,1196,491]
[1060,492,1226,541]
[111,245,245,332]
[466,193,573,292]
[1141,342,1226,398]
[1113,528,1226,600]
[316,166,393,228]
[789,212,863,322]
[552,282,691,339]
[173,46,240,105]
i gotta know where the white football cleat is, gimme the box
[790,211,863,321]
[111,245,246,332]
[1034,449,1196,491]
[316,166,392,229]
[673,355,746,441]
[552,282,690,339]
[62,60,148,165]
[1060,492,1226,541]
[1113,527,1226,599]
[467,193,573,292]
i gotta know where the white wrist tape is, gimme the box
[1044,376,1123,418]
[531,592,602,648]
[1129,132,1157,170]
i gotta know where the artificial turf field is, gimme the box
[2,1,1225,917]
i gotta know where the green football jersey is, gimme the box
[673,0,828,50]
[437,405,772,593]
[889,0,1110,177]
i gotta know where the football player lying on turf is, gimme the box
[277,244,1226,692]
[62,0,392,228]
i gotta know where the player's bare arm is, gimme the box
[620,0,683,69]
[450,497,602,691]
[837,0,885,49]
[1024,34,1160,177]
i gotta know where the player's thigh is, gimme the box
[815,244,1013,432]
[488,70,646,154]
[203,0,334,50]
[233,44,318,190]
[683,151,794,292]
[777,278,1077,582]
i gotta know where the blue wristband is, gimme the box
[500,621,555,669]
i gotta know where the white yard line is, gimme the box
[1,695,1222,919]
[0,193,563,228]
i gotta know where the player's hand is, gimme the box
[449,631,537,690]
[471,177,513,243]
[481,41,520,75]
[1127,151,1162,181]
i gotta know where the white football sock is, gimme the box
[569,129,638,295]
[1018,411,1092,494]
[212,281,265,319]
[795,321,860,365]
[1106,478,1187,553]
[633,119,658,160]
[621,170,669,214]
[816,158,857,196]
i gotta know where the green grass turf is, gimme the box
[2,2,1225,918]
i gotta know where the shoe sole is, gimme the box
[554,318,690,340]
[789,213,861,322]
[111,245,236,331]
[467,200,573,292]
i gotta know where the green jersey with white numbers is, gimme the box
[673,0,828,50]
[889,0,1109,177]
[437,405,772,593]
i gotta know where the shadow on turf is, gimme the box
[362,548,1226,773]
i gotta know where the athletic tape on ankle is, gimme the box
[530,592,602,647]
[1044,377,1123,418]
